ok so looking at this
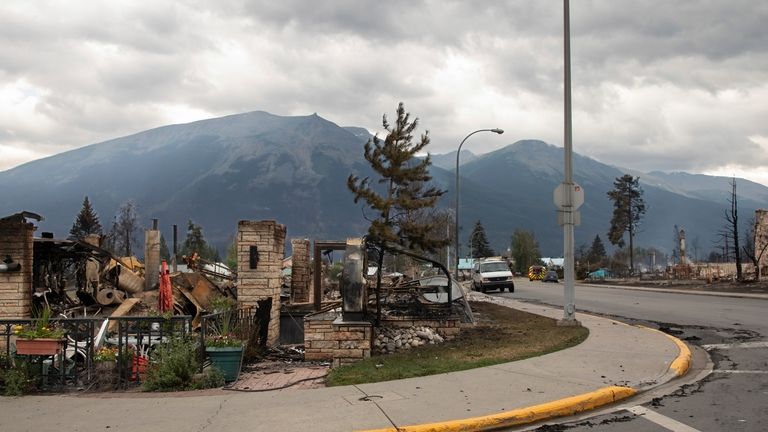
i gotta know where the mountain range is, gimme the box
[1,111,765,259]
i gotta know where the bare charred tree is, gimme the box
[724,178,743,281]
[607,174,646,275]
[106,201,139,257]
[743,217,768,281]
[347,102,447,325]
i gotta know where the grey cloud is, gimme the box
[1,0,768,184]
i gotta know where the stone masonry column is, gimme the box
[0,215,35,319]
[144,226,160,291]
[237,220,286,346]
[290,238,311,303]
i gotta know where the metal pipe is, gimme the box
[172,224,178,273]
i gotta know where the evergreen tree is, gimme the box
[510,229,542,274]
[586,234,607,266]
[69,196,103,240]
[468,220,494,258]
[347,103,447,252]
[225,239,238,271]
[159,235,170,261]
[180,220,219,261]
[347,102,447,324]
[607,174,646,274]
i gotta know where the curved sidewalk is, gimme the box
[0,296,690,432]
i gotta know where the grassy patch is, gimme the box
[326,301,588,386]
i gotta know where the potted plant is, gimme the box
[205,334,244,382]
[13,307,66,356]
[94,346,118,371]
[204,296,244,382]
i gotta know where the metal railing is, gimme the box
[199,306,254,371]
[1,315,193,392]
[110,315,193,388]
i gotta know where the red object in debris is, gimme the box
[158,260,173,313]
[131,353,149,382]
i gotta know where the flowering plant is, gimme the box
[94,346,119,362]
[13,307,66,339]
[204,333,243,348]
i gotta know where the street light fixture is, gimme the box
[454,128,504,280]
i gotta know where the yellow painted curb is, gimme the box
[358,386,636,432]
[637,325,692,377]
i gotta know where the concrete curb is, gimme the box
[637,325,692,377]
[357,315,693,432]
[358,386,637,432]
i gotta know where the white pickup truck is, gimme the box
[471,260,515,293]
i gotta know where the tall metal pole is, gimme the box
[560,0,579,325]
[454,128,504,280]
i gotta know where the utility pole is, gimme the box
[557,0,581,327]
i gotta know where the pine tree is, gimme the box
[69,196,103,240]
[180,220,218,261]
[159,235,170,261]
[607,174,646,274]
[348,103,447,252]
[586,234,606,266]
[348,102,447,324]
[469,220,495,258]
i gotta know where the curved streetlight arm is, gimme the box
[454,128,504,280]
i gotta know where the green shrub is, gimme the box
[191,366,225,390]
[143,337,200,392]
[3,368,28,396]
[1,357,31,396]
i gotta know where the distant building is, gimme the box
[541,257,564,268]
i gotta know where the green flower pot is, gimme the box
[205,346,243,382]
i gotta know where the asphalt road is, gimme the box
[494,279,768,432]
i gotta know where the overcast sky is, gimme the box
[2,1,767,186]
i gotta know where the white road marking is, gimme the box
[712,369,768,374]
[628,406,703,432]
[701,341,768,350]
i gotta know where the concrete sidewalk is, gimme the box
[0,296,690,432]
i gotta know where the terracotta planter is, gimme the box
[16,338,66,355]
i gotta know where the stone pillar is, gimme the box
[0,215,35,319]
[331,318,372,368]
[237,220,286,346]
[756,209,768,277]
[290,238,311,303]
[144,228,160,291]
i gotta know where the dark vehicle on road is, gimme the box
[543,270,559,283]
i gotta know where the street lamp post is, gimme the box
[454,128,504,280]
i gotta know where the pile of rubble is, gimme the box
[373,325,445,355]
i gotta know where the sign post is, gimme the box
[558,0,581,327]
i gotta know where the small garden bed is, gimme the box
[326,301,588,386]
